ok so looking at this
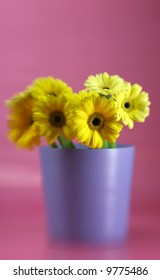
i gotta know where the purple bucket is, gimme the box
[39,144,135,245]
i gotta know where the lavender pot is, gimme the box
[39,144,135,245]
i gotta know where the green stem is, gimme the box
[50,142,58,148]
[58,134,75,149]
[108,142,117,148]
[102,140,117,149]
[58,135,66,148]
[102,139,108,148]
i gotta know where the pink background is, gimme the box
[0,0,160,259]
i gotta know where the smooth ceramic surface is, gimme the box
[40,145,135,244]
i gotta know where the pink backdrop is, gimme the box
[0,0,160,259]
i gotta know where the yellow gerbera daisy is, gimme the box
[33,95,74,144]
[79,89,99,99]
[84,72,128,97]
[6,90,30,107]
[6,91,41,149]
[70,90,99,106]
[71,91,123,149]
[116,83,151,129]
[28,76,73,99]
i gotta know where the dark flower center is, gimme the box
[88,113,104,130]
[92,117,101,127]
[27,116,34,127]
[102,86,110,90]
[30,119,34,125]
[124,102,130,109]
[49,92,57,96]
[49,111,65,127]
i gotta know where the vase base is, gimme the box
[46,232,128,247]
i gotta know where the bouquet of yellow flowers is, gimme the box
[6,72,151,149]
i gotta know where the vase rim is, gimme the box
[40,143,135,151]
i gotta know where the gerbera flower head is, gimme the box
[79,89,99,99]
[28,76,73,100]
[70,89,100,106]
[33,94,75,144]
[84,72,128,97]
[6,91,41,149]
[116,83,151,129]
[71,91,123,149]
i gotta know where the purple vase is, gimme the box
[39,144,135,245]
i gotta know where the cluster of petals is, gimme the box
[6,73,151,149]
